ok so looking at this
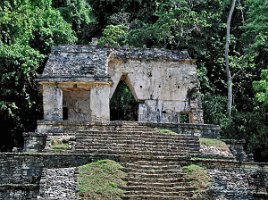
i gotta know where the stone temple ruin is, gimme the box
[38,45,203,124]
[0,45,267,200]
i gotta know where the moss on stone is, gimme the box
[77,159,126,200]
[159,128,178,135]
[182,164,211,199]
[51,139,69,150]
[199,138,229,151]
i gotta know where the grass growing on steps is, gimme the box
[159,128,178,135]
[199,138,229,151]
[51,139,69,150]
[77,160,126,200]
[182,164,211,199]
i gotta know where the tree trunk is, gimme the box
[225,0,237,117]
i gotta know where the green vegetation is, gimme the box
[98,25,128,47]
[51,139,69,150]
[182,164,211,199]
[180,113,189,123]
[199,138,229,151]
[110,81,138,121]
[253,70,268,104]
[0,0,267,160]
[77,159,126,200]
[159,129,178,135]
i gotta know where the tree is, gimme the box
[225,0,237,117]
[243,0,268,69]
[0,0,76,150]
[98,24,128,47]
[253,69,268,104]
[53,0,95,43]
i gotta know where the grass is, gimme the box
[51,143,69,150]
[199,138,229,151]
[182,164,211,199]
[51,139,69,150]
[77,159,126,200]
[159,128,178,135]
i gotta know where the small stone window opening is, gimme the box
[180,112,189,123]
[63,107,68,120]
[140,85,142,88]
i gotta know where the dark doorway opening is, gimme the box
[110,80,138,121]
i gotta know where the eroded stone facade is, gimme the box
[37,45,203,124]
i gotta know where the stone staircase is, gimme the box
[122,160,195,200]
[75,122,200,199]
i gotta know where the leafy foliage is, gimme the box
[253,70,268,104]
[54,0,95,43]
[0,0,76,150]
[0,0,267,160]
[110,81,138,121]
[243,0,268,60]
[98,25,128,47]
[223,106,268,152]
[202,93,230,128]
[0,44,43,150]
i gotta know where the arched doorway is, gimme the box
[110,80,138,121]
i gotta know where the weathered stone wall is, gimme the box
[37,168,77,200]
[23,132,46,152]
[63,90,91,122]
[193,160,268,200]
[0,152,118,199]
[223,139,250,162]
[139,121,221,138]
[108,58,203,123]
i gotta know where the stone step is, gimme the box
[75,149,191,157]
[126,172,186,179]
[76,138,197,145]
[125,177,189,184]
[86,127,157,131]
[76,143,199,151]
[76,143,198,151]
[76,148,195,155]
[124,160,185,166]
[77,131,196,139]
[76,139,199,147]
[76,139,199,146]
[125,168,187,174]
[123,194,192,200]
[76,135,197,141]
[125,163,184,170]
[75,145,191,152]
[124,190,194,197]
[123,185,195,192]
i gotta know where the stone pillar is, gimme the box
[43,84,63,121]
[90,84,110,123]
[189,96,204,124]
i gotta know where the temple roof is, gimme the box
[37,45,192,82]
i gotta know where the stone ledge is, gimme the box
[0,184,38,191]
[191,158,268,169]
[36,75,112,83]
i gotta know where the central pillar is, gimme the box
[90,84,110,123]
[43,84,63,121]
